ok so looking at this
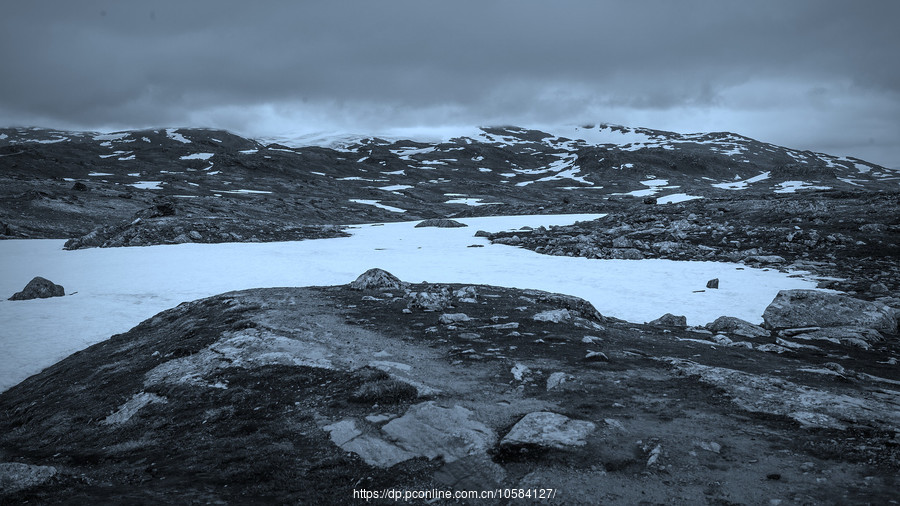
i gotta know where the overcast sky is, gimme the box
[2,1,898,167]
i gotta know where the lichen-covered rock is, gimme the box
[349,268,406,291]
[9,277,64,301]
[762,290,897,333]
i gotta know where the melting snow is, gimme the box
[349,199,406,213]
[180,153,214,160]
[657,193,704,204]
[711,171,771,190]
[378,185,414,192]
[88,172,113,177]
[0,213,821,392]
[239,149,258,154]
[444,197,503,206]
[93,133,129,142]
[774,181,832,194]
[165,129,191,144]
[130,181,163,190]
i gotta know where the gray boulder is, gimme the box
[762,289,897,333]
[349,268,406,291]
[500,412,595,451]
[9,277,65,301]
[705,316,769,338]
[706,278,719,289]
[648,313,688,327]
[415,218,467,228]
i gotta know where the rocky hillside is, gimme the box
[1,124,897,243]
[1,270,898,504]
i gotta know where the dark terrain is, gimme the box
[1,124,899,504]
[1,277,898,504]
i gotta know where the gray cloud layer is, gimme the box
[2,1,898,166]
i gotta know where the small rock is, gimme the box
[72,181,88,191]
[707,278,719,289]
[698,441,721,453]
[439,313,471,324]
[9,276,65,301]
[188,230,203,241]
[648,313,688,327]
[415,218,467,228]
[546,372,571,391]
[585,351,609,362]
[350,268,406,291]
[705,316,769,338]
[533,309,572,323]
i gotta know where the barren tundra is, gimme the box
[1,125,898,504]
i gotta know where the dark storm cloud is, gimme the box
[2,0,898,166]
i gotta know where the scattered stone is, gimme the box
[762,290,897,333]
[439,313,471,324]
[350,268,406,291]
[705,316,769,338]
[585,351,609,362]
[0,462,58,495]
[407,290,452,311]
[500,412,595,451]
[533,308,572,323]
[698,441,722,453]
[473,230,491,238]
[546,372,571,391]
[707,278,719,289]
[711,334,733,345]
[9,276,65,301]
[188,230,202,241]
[648,313,688,327]
[511,363,530,381]
[415,218,467,228]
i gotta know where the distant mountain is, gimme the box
[1,124,897,240]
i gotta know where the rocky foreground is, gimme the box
[1,269,898,504]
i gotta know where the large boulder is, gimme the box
[0,462,58,495]
[349,268,406,291]
[9,277,65,301]
[762,290,897,333]
[705,316,769,338]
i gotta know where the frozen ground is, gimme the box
[0,214,818,392]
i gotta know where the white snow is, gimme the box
[129,181,163,190]
[774,181,832,194]
[349,199,406,213]
[657,193,704,204]
[217,189,272,194]
[0,213,821,392]
[378,185,413,192]
[118,155,135,161]
[180,153,215,160]
[165,129,191,144]
[88,172,114,177]
[0,134,8,140]
[239,149,258,154]
[93,133,129,142]
[444,198,503,206]
[711,171,771,190]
